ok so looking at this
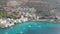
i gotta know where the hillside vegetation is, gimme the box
[0,10,18,19]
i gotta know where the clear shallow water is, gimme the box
[0,21,60,34]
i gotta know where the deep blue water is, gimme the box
[0,21,60,34]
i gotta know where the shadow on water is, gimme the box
[26,27,60,34]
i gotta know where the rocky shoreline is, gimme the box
[0,17,59,28]
[0,12,59,28]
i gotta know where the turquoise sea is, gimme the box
[0,21,60,34]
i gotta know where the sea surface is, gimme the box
[0,21,60,34]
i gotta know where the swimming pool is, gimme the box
[0,21,60,34]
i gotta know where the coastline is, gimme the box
[0,18,60,28]
[0,20,60,29]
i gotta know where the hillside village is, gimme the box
[0,0,60,28]
[0,0,51,18]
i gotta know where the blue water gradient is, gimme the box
[0,21,60,34]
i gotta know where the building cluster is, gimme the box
[0,0,60,28]
[0,10,59,28]
[0,12,40,28]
